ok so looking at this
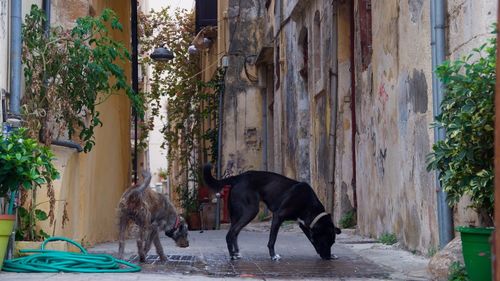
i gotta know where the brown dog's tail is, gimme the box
[202,163,225,192]
[137,170,152,192]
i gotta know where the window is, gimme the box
[313,11,321,82]
[359,0,372,70]
[298,27,308,81]
[275,44,280,90]
[195,0,217,33]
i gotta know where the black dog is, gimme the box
[202,164,341,260]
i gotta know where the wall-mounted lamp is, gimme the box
[202,38,213,48]
[188,45,198,55]
[150,45,174,61]
[221,55,229,69]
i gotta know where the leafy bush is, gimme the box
[176,184,199,215]
[0,128,64,241]
[378,232,397,245]
[0,128,59,198]
[427,29,495,226]
[339,210,357,229]
[16,204,49,241]
[22,5,142,152]
[448,262,468,281]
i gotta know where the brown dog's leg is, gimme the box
[118,214,128,259]
[137,227,146,262]
[152,230,167,261]
[144,227,166,262]
[143,228,154,255]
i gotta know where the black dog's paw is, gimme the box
[230,253,242,260]
[271,254,281,261]
[334,226,341,234]
[330,254,339,260]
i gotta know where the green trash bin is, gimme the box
[457,226,494,281]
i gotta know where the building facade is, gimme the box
[196,0,497,252]
[1,0,134,245]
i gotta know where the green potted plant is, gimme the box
[157,168,168,181]
[176,184,200,230]
[22,5,143,152]
[0,127,59,269]
[427,30,495,281]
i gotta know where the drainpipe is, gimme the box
[350,0,357,211]
[431,0,454,248]
[215,66,227,230]
[216,74,225,180]
[43,0,51,35]
[8,0,21,120]
[5,0,22,261]
[131,0,139,184]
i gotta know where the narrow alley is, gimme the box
[1,223,429,281]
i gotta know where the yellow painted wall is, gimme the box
[36,0,132,246]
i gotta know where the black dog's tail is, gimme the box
[202,163,227,192]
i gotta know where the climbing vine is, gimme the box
[139,7,220,208]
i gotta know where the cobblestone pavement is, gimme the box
[0,222,430,280]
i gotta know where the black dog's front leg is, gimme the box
[267,214,284,261]
[298,223,313,243]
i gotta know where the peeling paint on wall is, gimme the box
[376,148,387,179]
[408,0,424,23]
[0,0,6,39]
[408,69,428,114]
[378,82,389,106]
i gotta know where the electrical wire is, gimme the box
[2,236,141,273]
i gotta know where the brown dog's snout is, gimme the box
[176,237,189,248]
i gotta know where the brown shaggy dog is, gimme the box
[117,170,189,262]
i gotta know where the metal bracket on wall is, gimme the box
[1,89,8,122]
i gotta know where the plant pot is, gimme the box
[14,240,79,257]
[0,214,15,271]
[456,226,494,281]
[186,212,201,230]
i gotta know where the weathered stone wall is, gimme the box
[355,0,438,253]
[220,0,265,176]
[218,0,497,252]
[278,0,341,210]
[333,1,356,224]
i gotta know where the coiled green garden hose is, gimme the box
[2,236,141,273]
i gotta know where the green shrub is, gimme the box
[378,232,397,245]
[427,247,438,257]
[427,27,496,226]
[448,262,468,281]
[22,5,141,152]
[339,210,357,229]
[0,128,59,198]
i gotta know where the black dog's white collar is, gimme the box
[298,212,329,229]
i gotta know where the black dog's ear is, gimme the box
[334,226,341,235]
